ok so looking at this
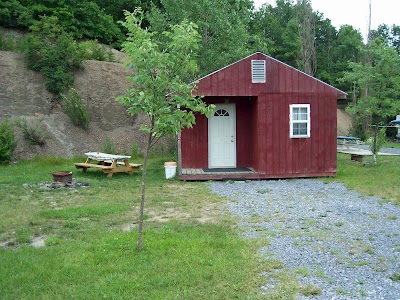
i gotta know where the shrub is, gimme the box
[20,16,84,94]
[0,119,17,164]
[79,40,114,62]
[15,117,48,146]
[61,88,89,130]
[101,137,116,154]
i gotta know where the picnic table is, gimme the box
[74,152,142,178]
[337,136,361,150]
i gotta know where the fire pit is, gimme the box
[49,171,73,183]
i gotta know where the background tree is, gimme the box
[251,0,299,67]
[313,14,338,84]
[331,25,364,93]
[297,0,316,76]
[146,0,254,75]
[371,23,400,55]
[117,9,214,250]
[1,0,122,45]
[341,39,400,136]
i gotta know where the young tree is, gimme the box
[117,8,214,251]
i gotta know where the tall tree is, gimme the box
[313,13,338,84]
[297,0,316,76]
[251,0,299,67]
[371,23,400,55]
[117,9,214,250]
[147,0,253,75]
[332,25,364,92]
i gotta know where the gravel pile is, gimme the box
[210,179,400,299]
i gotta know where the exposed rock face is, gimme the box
[0,51,151,160]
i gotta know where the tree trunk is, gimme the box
[137,131,152,251]
[297,0,316,76]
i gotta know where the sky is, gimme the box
[253,0,400,41]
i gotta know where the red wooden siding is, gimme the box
[194,52,345,98]
[181,97,255,169]
[180,52,345,179]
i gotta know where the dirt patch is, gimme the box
[30,236,46,248]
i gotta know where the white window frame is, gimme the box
[290,104,310,138]
[251,60,266,83]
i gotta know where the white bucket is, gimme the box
[164,162,177,179]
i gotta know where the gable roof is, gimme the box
[194,52,347,99]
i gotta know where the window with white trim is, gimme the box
[290,104,310,138]
[251,60,266,83]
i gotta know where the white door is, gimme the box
[208,104,236,168]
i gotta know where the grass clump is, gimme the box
[0,30,19,51]
[389,273,400,282]
[15,227,32,244]
[15,117,48,146]
[61,88,89,130]
[45,236,64,246]
[299,284,322,296]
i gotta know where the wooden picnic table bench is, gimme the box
[74,152,142,178]
[337,136,362,150]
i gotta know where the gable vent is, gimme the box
[251,60,266,83]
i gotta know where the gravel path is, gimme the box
[210,180,400,299]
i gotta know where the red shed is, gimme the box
[178,52,347,180]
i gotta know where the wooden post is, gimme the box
[372,125,378,165]
[177,132,182,176]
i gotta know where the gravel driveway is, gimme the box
[210,179,400,299]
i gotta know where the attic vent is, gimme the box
[251,60,266,83]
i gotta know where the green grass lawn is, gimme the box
[329,153,400,205]
[384,140,400,149]
[1,153,399,299]
[0,156,267,300]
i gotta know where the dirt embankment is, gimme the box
[0,51,151,160]
[337,108,353,136]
